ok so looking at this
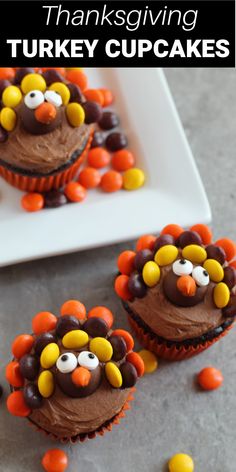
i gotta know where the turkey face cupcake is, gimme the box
[6,300,143,442]
[0,68,100,191]
[114,224,236,361]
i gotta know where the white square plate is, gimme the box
[0,68,211,267]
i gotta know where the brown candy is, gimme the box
[83,317,109,338]
[99,111,119,130]
[83,101,102,124]
[120,362,138,388]
[128,273,147,298]
[153,234,175,252]
[222,295,236,317]
[109,335,127,361]
[19,354,40,381]
[43,69,65,86]
[44,189,67,208]
[105,132,128,152]
[56,315,80,338]
[223,266,236,289]
[23,383,43,409]
[178,230,202,248]
[34,332,57,356]
[134,249,153,272]
[206,244,226,265]
[91,131,105,148]
[14,68,34,84]
[67,83,83,103]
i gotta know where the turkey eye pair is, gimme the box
[24,90,62,109]
[56,351,99,374]
[172,259,210,287]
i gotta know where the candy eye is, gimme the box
[77,351,99,371]
[44,90,62,107]
[172,259,193,276]
[192,266,210,287]
[56,353,77,373]
[24,90,44,109]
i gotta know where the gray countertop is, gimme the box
[1,68,236,472]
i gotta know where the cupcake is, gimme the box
[0,68,102,192]
[6,300,144,442]
[114,224,236,361]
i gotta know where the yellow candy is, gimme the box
[49,82,70,105]
[62,330,88,349]
[138,349,158,374]
[203,259,224,283]
[38,370,54,398]
[2,85,22,108]
[66,67,83,71]
[89,337,113,362]
[123,168,145,190]
[169,453,194,472]
[0,107,17,131]
[182,244,207,264]
[66,102,85,127]
[40,343,60,369]
[154,245,178,266]
[21,73,46,94]
[142,261,160,287]
[105,362,123,388]
[213,282,230,308]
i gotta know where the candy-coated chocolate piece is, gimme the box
[99,111,119,130]
[206,244,226,265]
[169,453,194,472]
[41,448,68,472]
[154,244,178,266]
[83,100,102,124]
[44,189,67,208]
[0,107,16,131]
[101,170,123,193]
[0,125,8,142]
[106,132,128,151]
[112,149,135,172]
[66,102,85,127]
[197,366,223,390]
[56,315,80,338]
[215,238,236,261]
[49,82,70,105]
[142,261,160,287]
[136,234,156,251]
[120,362,138,388]
[5,361,24,388]
[203,259,224,283]
[88,147,110,168]
[23,383,43,409]
[109,335,127,361]
[83,317,109,338]
[40,343,60,369]
[117,250,136,275]
[153,234,175,252]
[190,223,212,245]
[161,224,184,239]
[12,334,34,359]
[0,79,11,98]
[134,249,153,273]
[14,67,34,84]
[60,299,86,320]
[138,349,158,374]
[87,306,114,329]
[78,167,101,189]
[182,244,207,264]
[123,168,145,190]
[128,272,147,298]
[34,332,57,356]
[222,295,236,317]
[114,274,132,301]
[7,390,31,417]
[19,354,40,380]
[2,85,22,108]
[89,337,113,362]
[112,329,134,352]
[62,330,88,349]
[223,266,236,289]
[126,352,145,377]
[21,192,44,212]
[38,370,55,398]
[66,69,88,91]
[64,182,87,202]
[21,73,46,94]
[0,68,14,80]
[105,362,122,388]
[99,88,114,107]
[84,88,104,106]
[32,311,57,335]
[43,69,65,86]
[213,282,230,308]
[67,82,83,103]
[91,131,104,148]
[178,230,202,248]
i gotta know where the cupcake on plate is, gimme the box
[0,68,101,191]
[114,224,236,361]
[6,300,144,443]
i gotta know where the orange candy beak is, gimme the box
[177,275,197,297]
[34,102,57,124]
[71,367,91,388]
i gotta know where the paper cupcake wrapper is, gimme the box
[128,315,234,361]
[0,133,93,192]
[27,387,136,444]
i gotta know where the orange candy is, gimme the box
[126,352,145,377]
[215,238,236,261]
[88,306,114,329]
[136,234,156,251]
[5,361,24,387]
[7,390,31,417]
[12,334,34,359]
[101,170,123,193]
[35,102,57,124]
[114,274,132,301]
[21,193,44,212]
[42,449,68,472]
[0,68,15,80]
[112,149,135,172]
[32,311,57,335]
[78,167,101,189]
[117,250,136,275]
[66,70,88,91]
[112,329,134,352]
[99,88,114,107]
[64,182,87,203]
[161,224,184,239]
[198,366,224,390]
[84,89,104,106]
[190,223,212,245]
[87,147,111,168]
[60,299,86,320]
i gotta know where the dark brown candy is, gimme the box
[222,295,236,317]
[67,83,83,103]
[0,385,3,398]
[0,125,8,143]
[83,101,102,124]
[43,69,65,86]
[99,111,119,130]
[14,68,34,84]
[105,132,128,152]
[56,315,80,338]
[44,189,67,208]
[178,230,202,249]
[34,332,57,356]
[206,244,226,265]
[91,131,105,148]
[19,354,40,381]
[223,266,236,289]
[134,249,153,272]
[83,317,109,338]
[23,383,43,409]
[120,362,138,388]
[153,234,175,252]
[109,335,127,361]
[128,273,147,298]
[0,79,11,98]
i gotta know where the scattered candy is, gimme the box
[87,306,114,329]
[49,82,70,105]
[34,332,57,356]
[117,250,136,275]
[5,361,24,388]
[89,337,113,362]
[21,73,46,94]
[7,390,31,417]
[101,170,123,193]
[126,352,145,377]
[190,223,212,245]
[61,299,86,320]
[128,272,147,298]
[203,259,224,283]
[66,69,88,91]
[0,107,17,131]
[123,168,145,190]
[120,362,138,388]
[62,330,88,349]
[136,234,156,251]
[105,362,123,388]
[99,88,114,107]
[21,192,44,212]
[138,349,158,373]
[112,149,135,171]
[134,249,153,272]
[38,370,54,398]
[182,244,207,264]
[83,100,102,124]
[19,354,39,380]
[109,335,127,361]
[154,245,178,266]
[42,449,69,472]
[66,102,85,126]
[112,329,134,352]
[78,167,101,189]
[215,238,236,261]
[99,111,119,130]
[106,132,128,151]
[87,147,110,168]
[161,224,184,239]
[197,366,223,390]
[23,383,43,409]
[64,181,86,202]
[213,282,230,308]
[40,343,60,369]
[142,261,160,287]
[12,334,34,359]
[56,315,80,338]
[91,131,104,148]
[2,85,22,108]
[32,311,57,335]
[84,88,104,106]
[168,453,194,472]
[114,274,132,301]
[44,189,67,208]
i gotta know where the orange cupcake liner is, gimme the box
[27,387,136,444]
[0,132,93,192]
[128,315,234,361]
